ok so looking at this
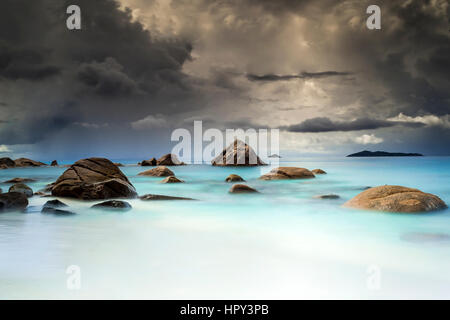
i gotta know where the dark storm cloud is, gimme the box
[0,0,194,145]
[283,117,424,133]
[0,46,60,80]
[246,71,353,81]
[77,57,140,97]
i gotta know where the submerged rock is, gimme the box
[3,177,36,184]
[315,194,340,199]
[141,158,157,166]
[42,207,75,215]
[91,200,132,210]
[138,166,174,177]
[211,139,266,166]
[259,167,315,180]
[41,199,74,215]
[51,160,58,166]
[9,183,33,198]
[312,169,326,174]
[229,184,258,193]
[43,199,68,209]
[0,192,28,212]
[225,174,245,182]
[344,185,447,213]
[160,176,184,183]
[51,158,137,200]
[139,194,195,201]
[157,154,184,166]
[14,158,46,167]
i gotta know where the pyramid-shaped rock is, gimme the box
[211,139,266,166]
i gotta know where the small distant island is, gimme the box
[268,154,282,158]
[347,150,424,157]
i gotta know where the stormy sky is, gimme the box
[0,0,449,160]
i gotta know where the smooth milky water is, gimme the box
[0,157,449,299]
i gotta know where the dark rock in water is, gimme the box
[9,183,33,198]
[141,158,157,166]
[139,194,195,201]
[344,185,447,213]
[225,174,245,182]
[229,184,258,193]
[138,166,174,177]
[91,200,132,210]
[41,199,74,215]
[43,199,68,209]
[157,154,184,166]
[3,177,36,184]
[14,158,46,167]
[312,169,326,174]
[51,160,58,166]
[51,158,137,200]
[0,157,15,168]
[347,150,423,157]
[260,167,315,180]
[268,154,281,158]
[0,188,2,194]
[160,176,184,183]
[315,194,340,199]
[92,200,131,210]
[0,192,29,212]
[41,207,75,216]
[401,232,450,243]
[211,139,266,166]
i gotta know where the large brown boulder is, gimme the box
[138,166,174,177]
[212,139,266,166]
[344,185,447,213]
[51,158,137,200]
[157,154,184,166]
[0,157,15,168]
[260,167,315,180]
[14,158,46,167]
[0,192,28,212]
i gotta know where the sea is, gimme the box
[0,156,449,299]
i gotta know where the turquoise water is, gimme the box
[0,157,449,299]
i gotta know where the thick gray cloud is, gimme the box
[247,71,353,82]
[283,117,424,133]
